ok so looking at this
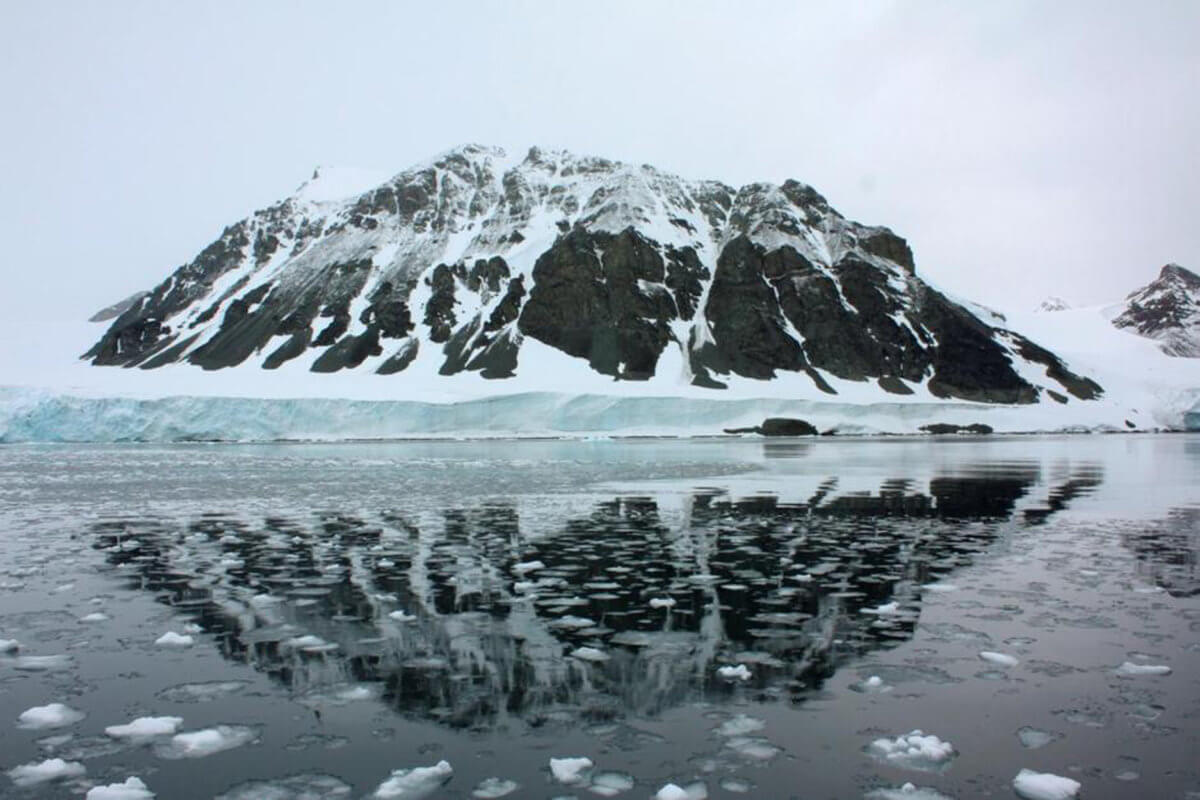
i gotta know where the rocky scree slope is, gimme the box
[86,145,1101,405]
[1111,263,1200,358]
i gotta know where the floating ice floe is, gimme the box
[155,725,258,759]
[249,593,283,606]
[471,776,519,798]
[80,612,109,623]
[86,776,155,800]
[715,715,765,737]
[588,771,635,796]
[654,783,707,800]
[282,635,338,653]
[571,646,609,662]
[154,631,194,647]
[979,651,1019,667]
[372,760,453,799]
[649,597,676,609]
[13,654,72,671]
[512,560,545,575]
[717,664,752,680]
[864,601,901,615]
[1016,727,1062,749]
[852,675,892,693]
[157,680,248,703]
[866,731,956,772]
[17,703,86,730]
[865,783,955,800]
[104,716,183,738]
[922,582,959,593]
[1012,768,1081,799]
[1115,661,1171,676]
[388,610,416,621]
[549,756,593,784]
[0,638,19,653]
[7,757,86,787]
[215,774,351,799]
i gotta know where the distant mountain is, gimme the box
[89,291,149,323]
[84,144,1101,405]
[1112,264,1200,357]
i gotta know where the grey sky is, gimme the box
[1,1,1197,378]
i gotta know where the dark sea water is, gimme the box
[0,434,1197,799]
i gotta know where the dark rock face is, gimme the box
[83,144,1102,405]
[1113,263,1200,357]
[89,291,150,323]
[920,423,994,435]
[723,417,819,436]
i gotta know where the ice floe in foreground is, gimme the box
[85,776,155,800]
[7,757,86,787]
[17,702,86,729]
[154,631,194,647]
[654,782,707,800]
[979,651,1019,667]
[104,716,183,738]
[155,725,258,758]
[1012,768,1081,799]
[214,773,352,799]
[865,731,956,772]
[588,771,636,796]
[716,664,752,680]
[1115,661,1171,676]
[471,776,519,798]
[1016,726,1063,749]
[372,760,453,798]
[549,756,593,784]
[865,783,955,800]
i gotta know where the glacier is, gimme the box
[0,385,1174,443]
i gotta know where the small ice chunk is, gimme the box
[866,730,956,772]
[715,715,764,737]
[472,777,519,798]
[922,582,959,592]
[571,646,609,662]
[1016,727,1060,749]
[979,651,1019,667]
[214,774,351,799]
[388,610,416,622]
[156,725,257,759]
[0,638,19,653]
[654,784,689,800]
[1012,768,1081,800]
[1115,661,1171,676]
[282,635,338,652]
[14,654,72,671]
[80,612,109,623]
[105,716,183,738]
[717,664,752,680]
[86,776,155,799]
[250,593,283,606]
[17,703,86,730]
[589,771,635,796]
[865,783,955,800]
[549,757,592,784]
[864,601,901,615]
[7,757,86,787]
[649,597,676,609]
[372,760,453,798]
[155,632,194,648]
[512,560,545,575]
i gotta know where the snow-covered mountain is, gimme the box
[1111,263,1200,357]
[1036,297,1070,313]
[85,144,1102,407]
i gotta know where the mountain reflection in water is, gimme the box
[89,462,1108,731]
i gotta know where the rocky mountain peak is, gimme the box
[83,145,1102,405]
[1112,263,1200,357]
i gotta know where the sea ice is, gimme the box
[1016,727,1061,749]
[215,773,352,799]
[155,725,258,759]
[571,646,609,662]
[588,771,635,796]
[549,757,593,784]
[1115,661,1171,676]
[17,703,86,730]
[654,785,689,800]
[282,635,338,652]
[979,651,1019,667]
[104,716,183,738]
[512,560,545,575]
[864,783,955,800]
[866,731,956,772]
[649,597,676,609]
[86,776,155,799]
[7,757,86,787]
[864,601,901,615]
[156,681,248,703]
[717,664,752,680]
[13,654,72,671]
[715,715,765,737]
[154,631,194,647]
[372,760,453,799]
[471,777,519,798]
[1012,769,1081,800]
[80,612,109,623]
[0,638,19,653]
[388,610,416,621]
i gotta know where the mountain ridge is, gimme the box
[85,144,1101,406]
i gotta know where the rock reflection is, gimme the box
[89,464,1105,730]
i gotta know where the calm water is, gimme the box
[0,435,1197,799]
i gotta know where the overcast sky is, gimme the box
[1,1,1197,378]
